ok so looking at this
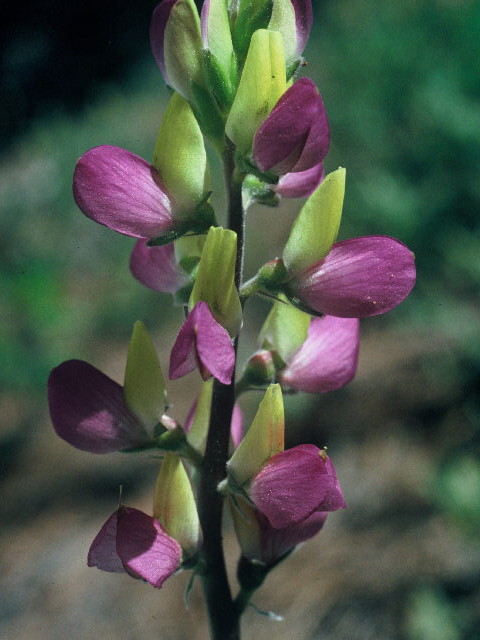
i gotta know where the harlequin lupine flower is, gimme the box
[169,301,235,384]
[226,385,345,528]
[247,445,345,528]
[48,360,153,453]
[282,236,417,318]
[253,78,329,177]
[279,315,359,392]
[130,240,190,296]
[88,506,182,588]
[230,495,328,567]
[48,322,166,453]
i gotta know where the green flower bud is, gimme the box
[283,167,346,276]
[225,29,286,153]
[153,453,201,558]
[153,92,209,214]
[123,321,167,429]
[189,226,243,336]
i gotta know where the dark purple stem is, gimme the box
[197,137,244,640]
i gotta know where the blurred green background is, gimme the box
[1,1,479,638]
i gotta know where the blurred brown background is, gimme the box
[1,1,479,638]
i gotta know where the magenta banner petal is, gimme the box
[87,512,125,573]
[73,145,176,239]
[253,78,329,175]
[258,510,327,566]
[275,162,324,198]
[280,316,359,393]
[169,302,235,384]
[292,0,313,55]
[150,0,176,83]
[48,360,150,453]
[287,236,416,317]
[116,507,182,589]
[130,240,189,294]
[249,445,345,528]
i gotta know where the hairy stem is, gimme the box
[197,137,245,640]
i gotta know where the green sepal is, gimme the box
[226,29,286,153]
[153,453,202,558]
[189,226,243,336]
[258,297,310,363]
[283,167,346,276]
[268,0,297,66]
[153,92,209,214]
[257,258,289,291]
[147,229,186,247]
[227,383,284,486]
[186,378,214,455]
[202,49,236,110]
[232,0,274,62]
[242,174,280,209]
[123,321,166,429]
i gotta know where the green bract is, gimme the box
[189,226,243,336]
[153,452,201,557]
[283,167,346,276]
[258,298,311,364]
[123,321,166,429]
[225,29,286,153]
[227,383,284,486]
[153,92,209,214]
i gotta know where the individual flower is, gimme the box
[88,506,182,588]
[253,77,330,177]
[49,322,166,453]
[268,0,313,68]
[247,445,345,528]
[73,145,178,240]
[230,496,327,567]
[169,301,235,384]
[48,360,153,454]
[279,315,360,393]
[282,236,417,318]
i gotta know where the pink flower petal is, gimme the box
[130,240,190,294]
[48,360,150,453]
[258,510,327,566]
[169,302,235,384]
[87,511,125,573]
[275,162,324,199]
[292,0,313,56]
[150,0,177,84]
[249,445,345,528]
[73,145,176,239]
[253,78,329,175]
[115,507,182,589]
[280,316,360,393]
[287,236,416,317]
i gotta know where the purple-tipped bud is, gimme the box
[253,78,330,176]
[243,350,277,386]
[169,301,235,384]
[73,146,178,240]
[279,316,360,393]
[88,506,182,588]
[248,445,345,528]
[48,360,151,454]
[284,236,417,318]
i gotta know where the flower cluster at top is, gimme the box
[48,0,416,602]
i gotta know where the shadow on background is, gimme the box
[1,0,479,638]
